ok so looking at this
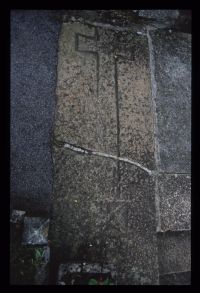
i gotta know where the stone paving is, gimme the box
[10,10,191,285]
[49,11,191,285]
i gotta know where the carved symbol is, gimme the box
[75,27,100,96]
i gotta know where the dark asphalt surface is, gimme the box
[11,10,62,215]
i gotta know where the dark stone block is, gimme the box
[150,30,191,173]
[158,174,191,231]
[159,271,191,285]
[11,10,62,213]
[157,231,191,275]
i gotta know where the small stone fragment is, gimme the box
[10,210,26,224]
[22,217,49,245]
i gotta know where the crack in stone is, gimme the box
[54,139,154,175]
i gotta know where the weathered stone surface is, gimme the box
[51,20,159,284]
[159,271,191,285]
[50,147,118,261]
[55,22,155,169]
[150,30,191,173]
[50,146,158,284]
[22,217,49,245]
[157,231,191,274]
[138,10,179,20]
[53,147,118,202]
[55,22,118,155]
[158,174,191,231]
[105,162,158,284]
[117,36,155,169]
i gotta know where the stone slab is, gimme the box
[50,147,158,284]
[50,147,119,262]
[106,162,158,284]
[54,22,118,156]
[11,10,62,214]
[150,30,191,173]
[52,147,118,202]
[117,35,155,170]
[157,231,191,275]
[51,20,158,284]
[159,271,191,285]
[55,22,155,169]
[158,174,191,231]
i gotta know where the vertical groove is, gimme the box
[96,53,99,97]
[147,27,161,230]
[147,27,162,284]
[114,57,121,199]
[95,27,100,97]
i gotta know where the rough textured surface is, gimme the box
[52,147,118,202]
[50,20,159,284]
[55,22,155,168]
[117,37,155,169]
[54,22,118,155]
[50,147,158,284]
[138,10,179,21]
[158,174,191,231]
[11,10,191,285]
[159,271,191,285]
[157,231,191,275]
[10,10,62,214]
[150,30,191,173]
[62,10,191,33]
[107,163,158,285]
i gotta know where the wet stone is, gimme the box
[158,174,191,231]
[22,217,49,245]
[150,30,191,173]
[157,231,191,275]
